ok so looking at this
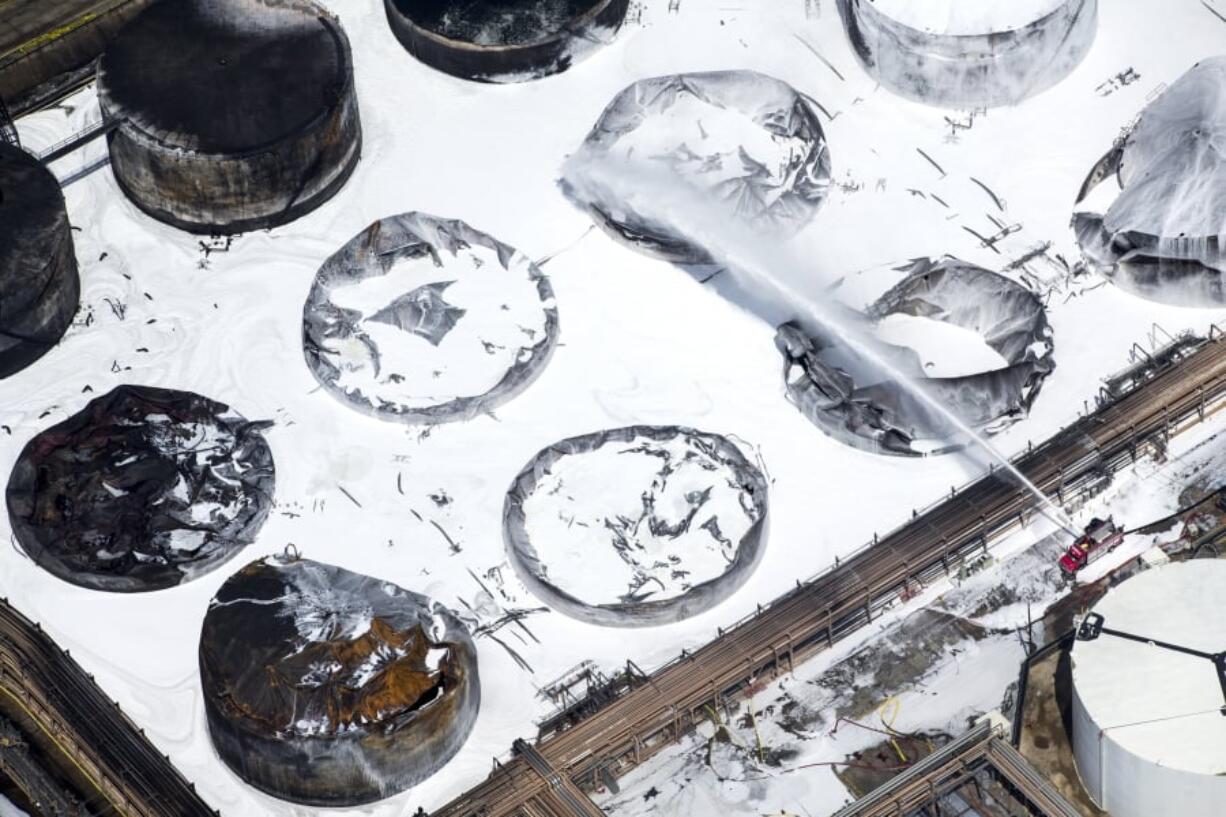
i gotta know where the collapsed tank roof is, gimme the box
[99,0,346,154]
[200,556,479,806]
[5,385,275,592]
[0,143,80,379]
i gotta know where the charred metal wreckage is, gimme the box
[777,257,1055,456]
[1075,57,1226,306]
[199,555,480,806]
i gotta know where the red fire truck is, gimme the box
[1059,517,1125,576]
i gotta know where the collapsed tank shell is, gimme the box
[1074,57,1226,306]
[837,0,1097,108]
[0,143,80,379]
[777,257,1055,456]
[5,385,274,592]
[384,0,629,83]
[303,212,559,424]
[505,425,769,627]
[562,70,832,265]
[97,0,362,234]
[199,556,480,806]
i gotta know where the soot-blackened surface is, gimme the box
[199,556,479,805]
[0,143,79,379]
[777,257,1055,456]
[5,385,274,592]
[504,425,769,627]
[396,0,592,45]
[98,0,346,153]
[1075,57,1226,305]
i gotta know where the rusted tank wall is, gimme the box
[200,558,480,806]
[0,0,153,114]
[97,0,362,234]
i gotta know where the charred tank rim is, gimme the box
[198,556,480,806]
[503,424,770,627]
[5,385,275,592]
[98,9,355,159]
[302,211,560,424]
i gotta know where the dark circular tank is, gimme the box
[199,556,480,806]
[776,257,1056,456]
[97,0,362,234]
[0,143,79,378]
[5,385,275,592]
[384,0,630,82]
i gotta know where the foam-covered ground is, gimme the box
[600,393,1226,817]
[5,1,1226,815]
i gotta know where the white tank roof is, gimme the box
[866,0,1067,36]
[1071,560,1226,817]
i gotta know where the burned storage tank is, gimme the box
[97,0,362,234]
[303,212,559,424]
[505,426,769,627]
[1074,57,1226,306]
[0,143,80,378]
[777,257,1055,456]
[5,385,274,592]
[561,70,832,265]
[384,0,629,83]
[200,556,480,806]
[837,0,1097,108]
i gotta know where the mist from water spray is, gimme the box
[561,154,1078,536]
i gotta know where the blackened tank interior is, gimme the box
[0,143,79,379]
[385,0,628,82]
[199,557,480,806]
[5,385,275,592]
[397,0,596,45]
[97,0,362,233]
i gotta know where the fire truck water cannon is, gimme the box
[1059,517,1125,576]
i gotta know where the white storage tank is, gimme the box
[1070,560,1226,817]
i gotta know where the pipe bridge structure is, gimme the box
[433,329,1226,817]
[0,600,218,817]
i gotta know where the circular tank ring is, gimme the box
[384,0,630,83]
[504,425,770,627]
